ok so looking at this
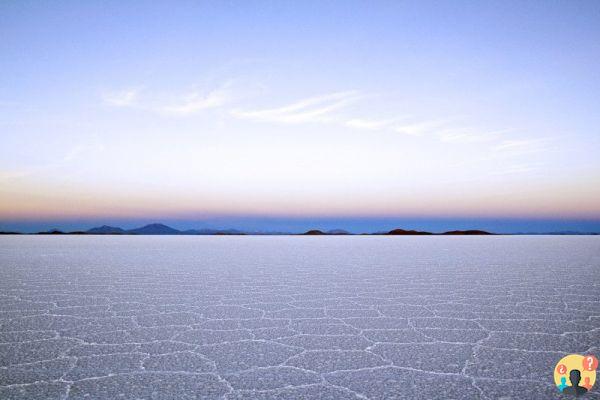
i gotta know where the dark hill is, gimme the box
[327,229,350,235]
[37,229,65,235]
[387,228,432,235]
[303,230,325,235]
[86,225,126,234]
[127,223,181,235]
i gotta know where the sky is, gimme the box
[1,1,600,233]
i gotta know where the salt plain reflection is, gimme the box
[0,236,599,399]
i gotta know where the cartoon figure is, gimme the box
[554,354,596,396]
[563,369,588,397]
[557,376,568,392]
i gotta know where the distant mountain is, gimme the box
[385,228,492,235]
[86,225,126,234]
[326,229,350,235]
[387,228,432,235]
[303,229,326,235]
[442,230,492,235]
[126,223,181,235]
[37,229,65,235]
[302,229,350,235]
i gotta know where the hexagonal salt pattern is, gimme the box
[0,235,599,399]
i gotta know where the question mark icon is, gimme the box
[582,355,598,371]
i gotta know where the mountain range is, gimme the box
[0,223,595,235]
[304,228,492,235]
[23,223,494,235]
[82,224,251,235]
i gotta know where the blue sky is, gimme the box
[1,1,600,232]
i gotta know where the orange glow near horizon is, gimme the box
[2,173,600,221]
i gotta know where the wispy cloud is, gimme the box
[102,83,233,117]
[438,128,511,144]
[231,91,361,124]
[493,138,549,155]
[230,91,531,154]
[0,140,105,184]
[102,89,139,107]
[230,90,475,142]
[102,85,533,157]
[158,85,232,116]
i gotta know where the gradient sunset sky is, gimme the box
[1,1,600,233]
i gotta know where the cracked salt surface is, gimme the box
[0,235,599,399]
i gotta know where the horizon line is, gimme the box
[2,221,600,236]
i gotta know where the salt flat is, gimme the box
[0,236,599,399]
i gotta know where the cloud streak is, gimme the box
[231,91,361,124]
[493,139,549,156]
[0,140,105,184]
[101,84,541,161]
[102,83,233,117]
[437,129,511,144]
[231,91,460,140]
[158,86,232,116]
[102,89,139,107]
